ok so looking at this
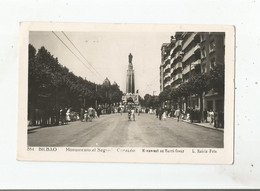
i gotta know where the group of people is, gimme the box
[80,106,102,122]
[28,107,79,127]
[156,107,181,121]
[205,109,224,128]
[127,104,136,121]
[152,107,224,128]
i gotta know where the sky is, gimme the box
[29,31,174,97]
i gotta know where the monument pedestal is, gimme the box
[122,93,139,105]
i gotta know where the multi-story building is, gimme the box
[160,42,170,92]
[160,32,225,112]
[201,32,225,112]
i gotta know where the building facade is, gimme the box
[160,32,225,112]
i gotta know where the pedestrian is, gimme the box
[131,106,135,121]
[66,107,71,122]
[209,110,214,125]
[190,109,194,123]
[158,107,163,120]
[96,106,100,118]
[162,111,166,120]
[84,109,88,122]
[128,108,131,120]
[175,108,181,122]
[88,106,94,122]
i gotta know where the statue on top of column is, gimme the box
[128,53,133,63]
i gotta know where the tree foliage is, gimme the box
[141,94,160,108]
[158,64,224,113]
[28,44,123,116]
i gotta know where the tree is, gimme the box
[28,44,124,126]
[189,72,211,121]
[28,44,37,125]
[208,64,224,96]
[177,81,193,111]
[159,89,170,103]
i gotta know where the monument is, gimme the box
[122,53,139,105]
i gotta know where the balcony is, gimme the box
[170,48,174,56]
[170,78,174,85]
[175,73,183,81]
[163,55,171,63]
[182,65,190,75]
[176,51,184,59]
[170,56,175,65]
[175,62,182,69]
[164,73,171,80]
[163,64,171,72]
[171,51,184,65]
[182,44,201,62]
[209,46,216,54]
[194,44,200,52]
[164,81,171,88]
[191,59,201,70]
[182,33,197,50]
[173,62,182,72]
[173,40,182,49]
[182,59,201,75]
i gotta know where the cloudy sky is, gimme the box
[30,31,174,97]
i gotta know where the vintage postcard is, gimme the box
[17,22,234,164]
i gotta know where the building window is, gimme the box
[202,64,206,73]
[201,47,206,58]
[210,58,216,69]
[209,40,216,52]
[201,34,206,41]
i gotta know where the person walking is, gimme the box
[162,110,167,120]
[175,108,181,122]
[190,109,194,123]
[209,110,214,125]
[88,106,94,122]
[158,107,163,120]
[97,106,102,118]
[131,106,135,121]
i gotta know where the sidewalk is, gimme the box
[171,117,224,132]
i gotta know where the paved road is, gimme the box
[28,113,223,147]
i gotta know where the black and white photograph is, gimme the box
[18,23,234,163]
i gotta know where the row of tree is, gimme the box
[28,44,123,123]
[139,94,160,108]
[158,64,224,118]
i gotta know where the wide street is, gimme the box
[28,113,223,148]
